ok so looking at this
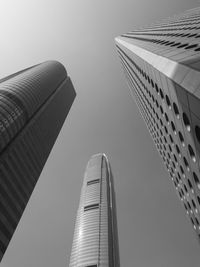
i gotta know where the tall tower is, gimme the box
[115,7,200,238]
[0,61,76,260]
[69,154,120,267]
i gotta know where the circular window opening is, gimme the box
[151,79,154,88]
[168,144,172,153]
[160,105,163,115]
[156,113,159,120]
[178,131,185,146]
[165,113,169,124]
[185,44,198,50]
[182,112,191,131]
[174,154,178,163]
[155,83,159,93]
[190,217,195,228]
[183,157,190,171]
[166,95,171,108]
[156,100,159,108]
[169,134,174,144]
[159,88,164,100]
[192,199,196,209]
[195,125,200,143]
[195,217,199,226]
[177,43,189,48]
[172,161,176,169]
[197,196,200,205]
[184,203,188,211]
[188,33,198,38]
[173,102,180,118]
[188,179,193,190]
[170,42,181,47]
[177,172,181,181]
[164,41,170,46]
[176,144,181,156]
[171,121,176,134]
[184,184,188,193]
[188,144,196,162]
[193,172,200,189]
[180,165,184,175]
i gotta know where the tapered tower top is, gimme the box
[69,153,120,267]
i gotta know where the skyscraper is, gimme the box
[115,7,200,238]
[69,153,120,267]
[0,61,76,260]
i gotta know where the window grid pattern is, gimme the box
[116,7,200,237]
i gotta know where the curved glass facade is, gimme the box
[69,154,120,267]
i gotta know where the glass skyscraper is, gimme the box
[0,61,76,260]
[69,153,120,267]
[116,7,200,238]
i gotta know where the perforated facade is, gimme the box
[69,154,120,267]
[115,7,200,239]
[0,61,76,260]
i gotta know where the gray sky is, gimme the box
[1,1,200,266]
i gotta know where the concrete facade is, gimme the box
[116,7,200,240]
[69,154,120,267]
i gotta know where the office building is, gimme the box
[69,153,120,267]
[0,61,76,260]
[115,7,200,237]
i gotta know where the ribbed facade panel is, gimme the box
[69,154,120,267]
[115,7,200,240]
[0,61,76,261]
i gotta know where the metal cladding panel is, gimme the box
[115,6,200,241]
[69,154,120,267]
[0,62,76,261]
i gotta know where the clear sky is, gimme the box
[1,1,200,266]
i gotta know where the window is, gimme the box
[173,102,179,118]
[193,172,200,189]
[84,203,99,211]
[178,131,184,146]
[188,144,196,162]
[195,125,200,143]
[166,95,171,108]
[87,179,100,185]
[182,112,190,131]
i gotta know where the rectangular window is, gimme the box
[84,203,99,211]
[87,179,100,185]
